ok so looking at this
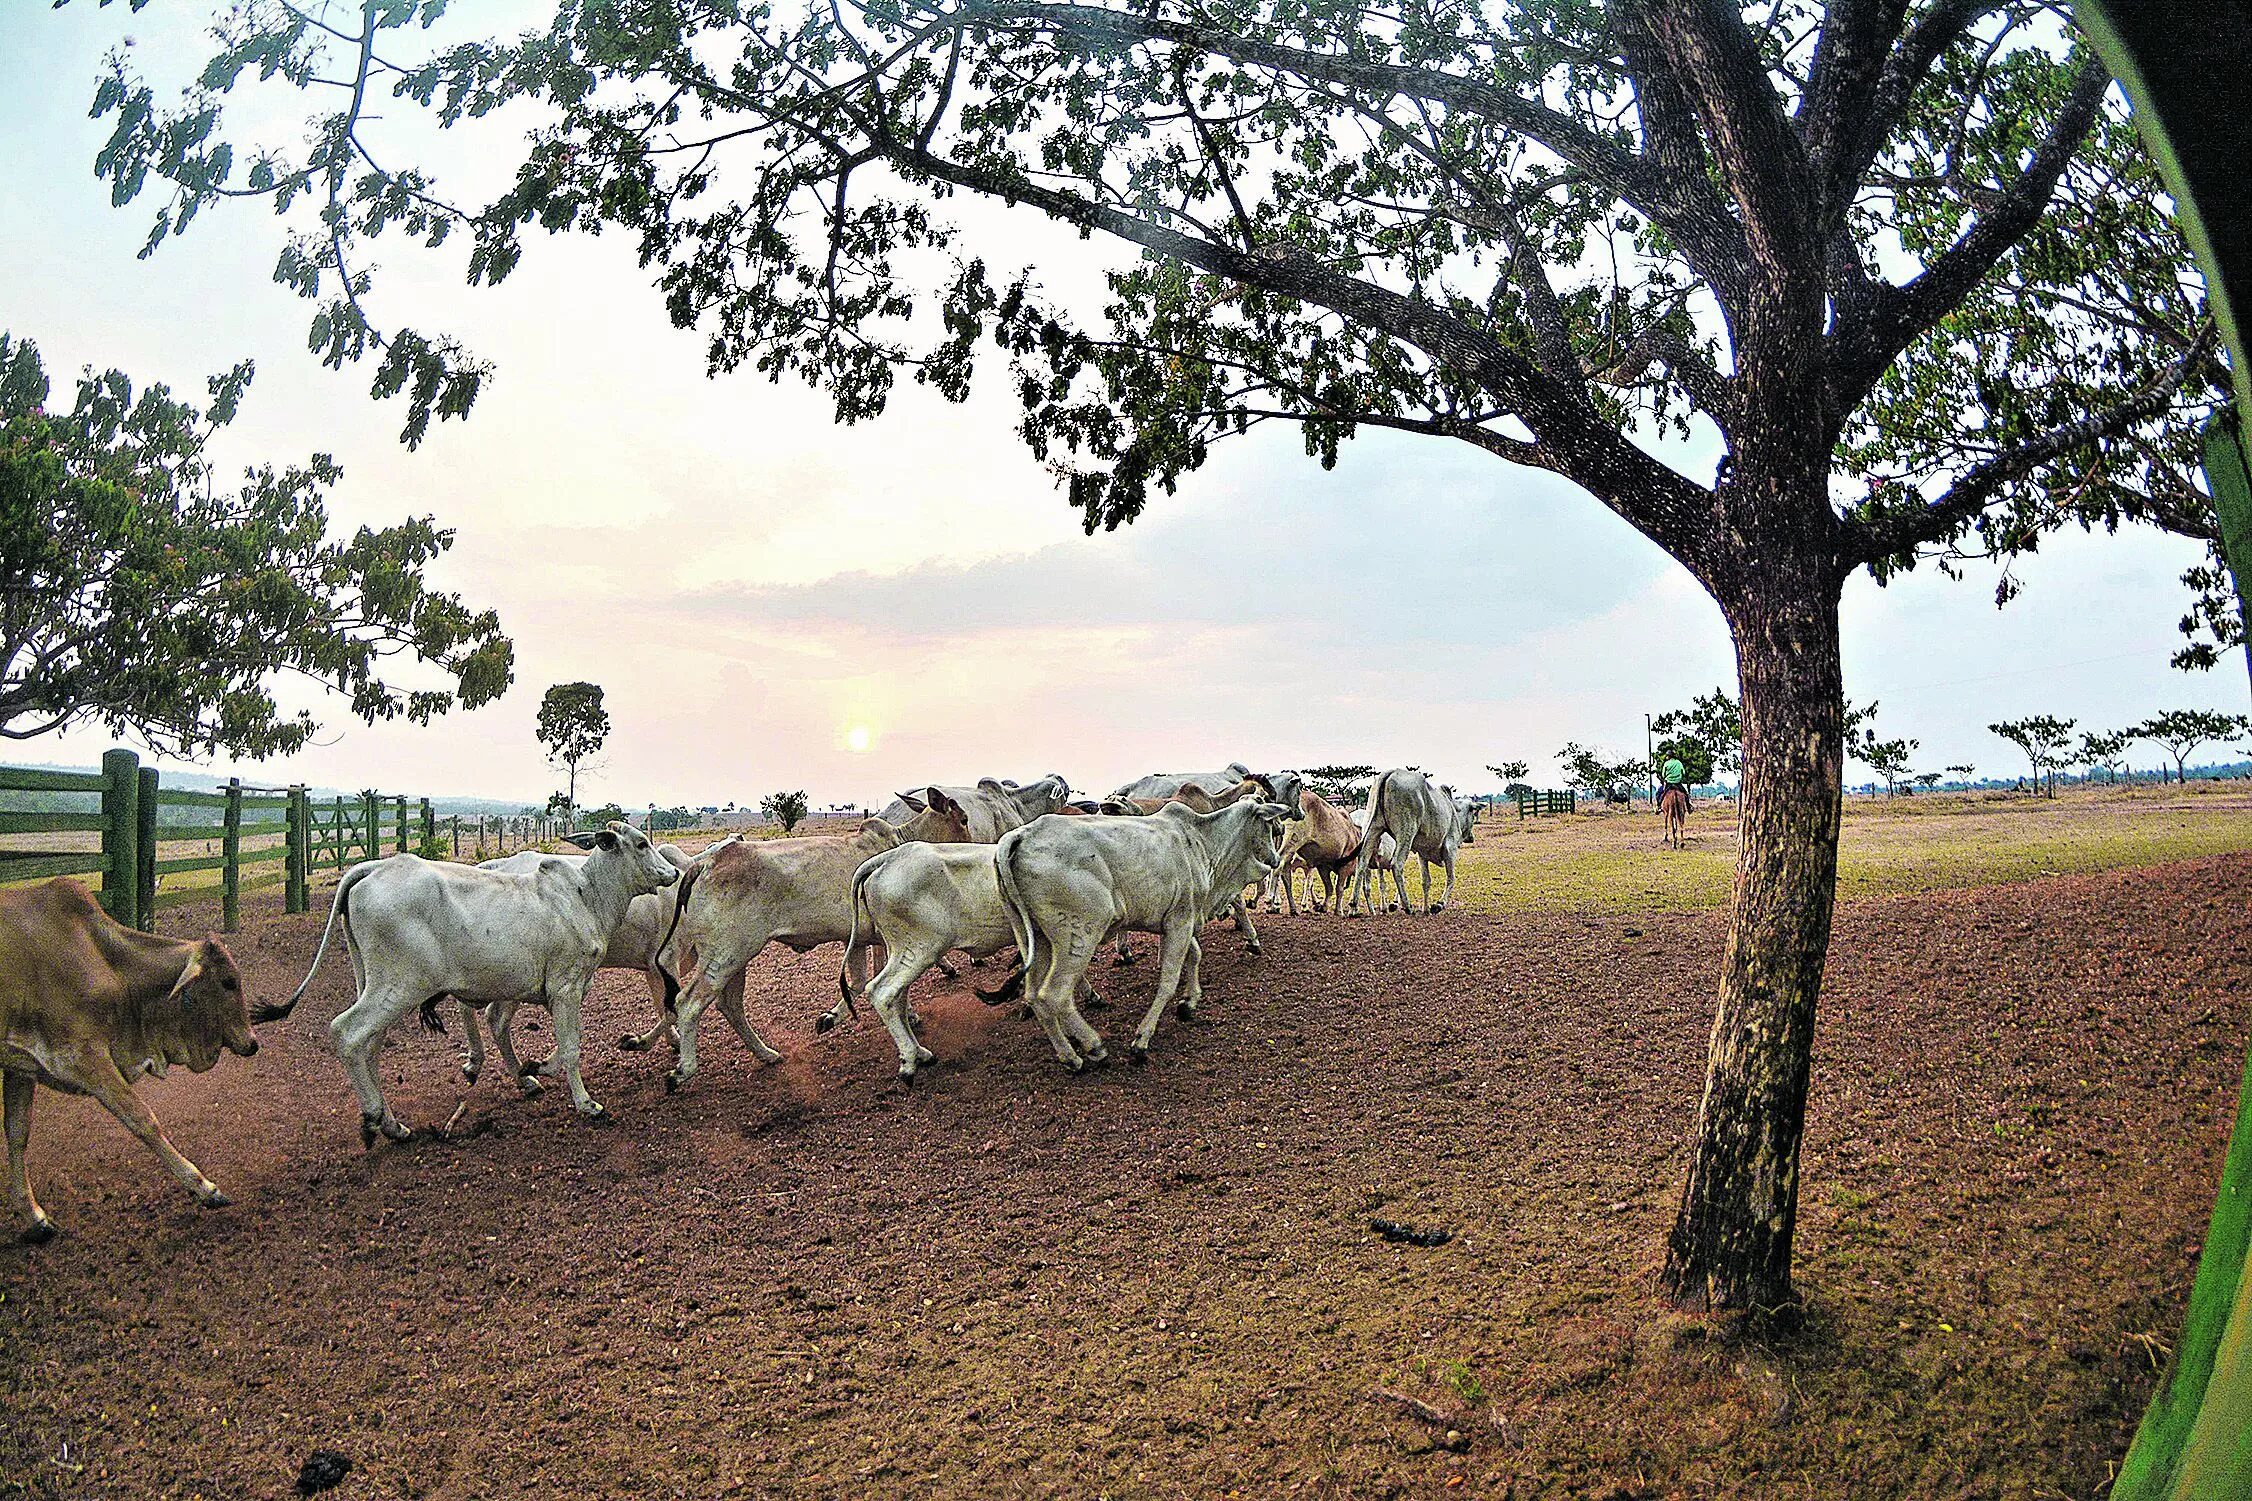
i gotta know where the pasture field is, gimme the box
[2,809,2249,1498]
[1446,781,2252,915]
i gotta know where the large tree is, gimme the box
[88,2,2229,1313]
[0,332,511,756]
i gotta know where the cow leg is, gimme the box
[669,931,768,1090]
[69,1050,231,1204]
[1434,848,1457,913]
[1420,853,1434,914]
[487,998,545,1095]
[936,954,960,981]
[457,1000,487,1083]
[713,969,785,1066]
[4,1071,55,1243]
[330,988,421,1145]
[1231,896,1261,955]
[1111,935,1140,967]
[544,979,606,1121]
[865,947,940,1082]
[617,967,676,1053]
[1026,930,1097,1072]
[1129,927,1198,1060]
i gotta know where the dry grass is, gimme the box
[1443,780,2252,916]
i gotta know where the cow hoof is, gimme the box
[1085,1045,1110,1067]
[916,1045,938,1065]
[518,1075,545,1097]
[665,1071,685,1094]
[1430,902,1447,913]
[580,1103,610,1124]
[360,1115,382,1149]
[1246,941,1262,956]
[617,1034,652,1052]
[1111,952,1138,968]
[814,1012,839,1035]
[1085,992,1108,1010]
[382,1118,416,1144]
[898,1067,917,1087]
[1176,1001,1197,1022]
[1063,1056,1086,1075]
[1128,1046,1149,1066]
[21,1218,58,1245]
[461,1060,481,1083]
[908,1010,924,1032]
[199,1188,232,1209]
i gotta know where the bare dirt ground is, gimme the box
[4,854,2249,1500]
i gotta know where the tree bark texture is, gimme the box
[1663,532,1847,1315]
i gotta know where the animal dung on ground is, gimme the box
[295,1450,352,1495]
[1370,1218,1452,1247]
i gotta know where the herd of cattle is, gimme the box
[0,763,1477,1242]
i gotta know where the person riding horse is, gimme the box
[1657,758,1691,848]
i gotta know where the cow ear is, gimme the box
[930,788,963,819]
[596,829,621,851]
[976,777,1008,794]
[564,832,598,850]
[896,791,927,813]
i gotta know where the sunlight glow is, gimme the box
[845,723,874,754]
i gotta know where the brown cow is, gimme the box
[1,880,260,1243]
[1267,790,1365,914]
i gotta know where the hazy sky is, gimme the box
[4,6,2244,809]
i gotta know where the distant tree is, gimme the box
[761,790,810,834]
[1851,731,1918,797]
[1945,764,1977,784]
[536,683,608,828]
[1651,691,1745,778]
[1990,716,2078,797]
[1556,743,1641,805]
[544,790,571,819]
[1912,772,1943,794]
[1302,764,1377,808]
[2079,729,2134,785]
[2134,709,2250,784]
[0,333,511,755]
[579,802,628,830]
[1487,760,1530,786]
[1653,736,1716,789]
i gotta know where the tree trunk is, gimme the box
[1663,553,1846,1316]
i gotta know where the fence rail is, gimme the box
[0,751,566,934]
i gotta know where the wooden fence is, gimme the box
[0,751,563,934]
[1514,788,1578,817]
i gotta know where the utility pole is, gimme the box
[1646,713,1657,804]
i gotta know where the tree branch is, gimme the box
[1830,55,2109,407]
[1844,321,2216,567]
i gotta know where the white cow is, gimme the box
[874,776,1070,841]
[440,840,723,1084]
[995,800,1294,1070]
[256,823,680,1145]
[1349,805,1407,913]
[836,841,1097,1084]
[1350,769,1470,915]
[1109,763,1255,802]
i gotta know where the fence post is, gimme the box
[99,749,140,924]
[450,816,460,860]
[222,778,242,933]
[136,765,159,930]
[419,798,434,857]
[361,791,379,861]
[286,786,308,912]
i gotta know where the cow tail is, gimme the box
[650,855,705,1017]
[839,852,882,1012]
[1351,771,1394,903]
[980,833,1035,1006]
[255,861,372,1022]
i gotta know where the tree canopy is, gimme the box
[762,788,811,833]
[537,680,609,821]
[2134,708,2247,781]
[0,332,511,757]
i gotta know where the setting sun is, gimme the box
[844,723,873,754]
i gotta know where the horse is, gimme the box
[1657,785,1690,848]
